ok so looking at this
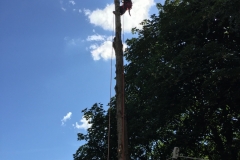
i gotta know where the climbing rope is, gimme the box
[122,14,124,45]
[121,12,125,160]
[107,12,115,160]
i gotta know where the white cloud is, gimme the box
[85,4,114,31]
[90,41,113,60]
[60,0,78,12]
[82,0,155,60]
[73,116,92,130]
[84,0,155,32]
[83,9,91,16]
[61,0,156,61]
[61,112,72,125]
[86,34,128,61]
[87,35,115,60]
[87,34,106,41]
[64,37,84,46]
[69,0,75,5]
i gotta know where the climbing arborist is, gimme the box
[113,0,132,16]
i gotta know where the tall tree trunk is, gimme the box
[113,0,129,159]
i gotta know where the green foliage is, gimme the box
[125,0,240,159]
[73,102,117,159]
[74,0,240,159]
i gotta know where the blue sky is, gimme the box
[0,0,163,159]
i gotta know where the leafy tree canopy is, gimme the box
[74,0,240,159]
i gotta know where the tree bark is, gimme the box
[113,0,128,159]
